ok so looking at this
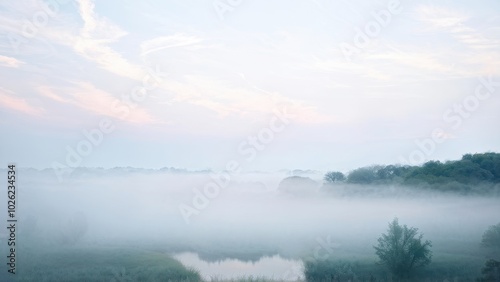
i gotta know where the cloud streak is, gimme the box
[141,33,203,57]
[0,87,45,116]
[73,0,144,81]
[0,55,24,68]
[37,82,157,124]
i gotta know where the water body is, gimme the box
[174,252,304,281]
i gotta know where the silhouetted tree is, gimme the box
[321,153,500,192]
[347,166,378,184]
[482,223,500,249]
[374,218,432,280]
[324,171,346,183]
[477,259,500,282]
[278,176,319,196]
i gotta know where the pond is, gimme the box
[173,252,304,281]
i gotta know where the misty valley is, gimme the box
[3,0,500,280]
[0,153,499,281]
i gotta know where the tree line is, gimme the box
[324,152,500,193]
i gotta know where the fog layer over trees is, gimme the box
[1,153,499,281]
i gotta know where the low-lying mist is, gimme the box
[8,169,497,250]
[2,168,498,280]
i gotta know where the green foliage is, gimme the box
[325,152,500,193]
[403,153,500,187]
[301,254,483,281]
[376,165,410,183]
[14,247,201,282]
[482,223,500,249]
[374,218,432,279]
[476,259,500,282]
[347,166,378,184]
[304,259,358,282]
[324,171,345,183]
[464,152,500,182]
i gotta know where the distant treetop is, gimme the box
[323,152,500,193]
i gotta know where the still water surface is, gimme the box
[174,252,304,281]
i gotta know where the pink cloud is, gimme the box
[0,88,45,116]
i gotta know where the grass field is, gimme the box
[4,244,491,282]
[11,246,201,282]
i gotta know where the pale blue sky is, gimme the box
[1,0,499,172]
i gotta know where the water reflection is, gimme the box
[173,252,304,281]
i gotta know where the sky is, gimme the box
[0,0,499,173]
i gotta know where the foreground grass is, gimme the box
[4,243,489,281]
[12,246,201,282]
[303,255,484,281]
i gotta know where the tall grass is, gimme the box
[12,246,201,282]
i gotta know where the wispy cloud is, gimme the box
[416,5,469,29]
[0,55,24,68]
[140,33,203,57]
[363,47,462,78]
[73,0,144,80]
[413,4,500,78]
[37,82,157,124]
[0,87,45,116]
[161,74,335,124]
[416,5,500,50]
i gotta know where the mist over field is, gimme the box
[2,0,500,280]
[0,166,498,280]
[13,169,497,240]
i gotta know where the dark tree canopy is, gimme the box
[402,153,500,186]
[482,223,500,249]
[324,171,346,183]
[374,218,432,279]
[324,152,500,193]
[347,166,378,184]
[477,259,500,282]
